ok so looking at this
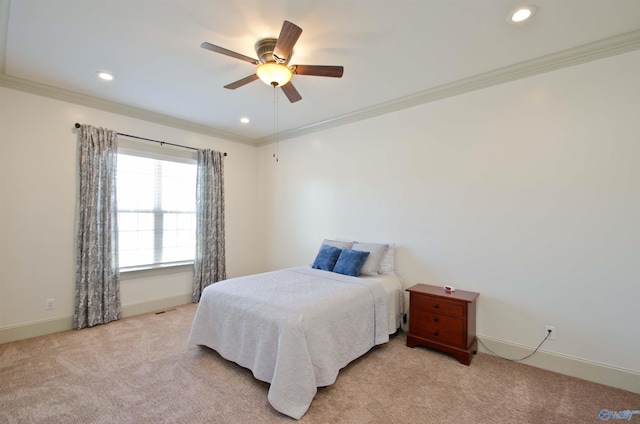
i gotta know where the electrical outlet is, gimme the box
[46,298,56,310]
[545,325,556,341]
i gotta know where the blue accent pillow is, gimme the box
[333,249,370,277]
[312,245,342,271]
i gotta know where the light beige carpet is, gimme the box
[1,304,637,423]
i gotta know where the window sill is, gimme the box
[120,263,193,280]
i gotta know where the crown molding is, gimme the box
[255,28,640,146]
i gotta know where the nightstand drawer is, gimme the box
[410,294,464,317]
[409,309,464,347]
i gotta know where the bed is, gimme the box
[188,241,403,419]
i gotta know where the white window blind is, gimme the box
[116,147,197,271]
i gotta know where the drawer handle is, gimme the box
[433,317,439,323]
[434,304,439,309]
[434,330,439,336]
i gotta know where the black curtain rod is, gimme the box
[74,123,227,156]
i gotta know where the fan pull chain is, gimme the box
[272,83,279,162]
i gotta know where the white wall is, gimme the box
[258,51,640,375]
[0,87,264,332]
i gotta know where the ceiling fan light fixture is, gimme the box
[256,62,293,87]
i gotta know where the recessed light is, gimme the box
[508,5,537,23]
[97,71,115,81]
[240,117,250,124]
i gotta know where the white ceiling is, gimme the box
[2,0,640,145]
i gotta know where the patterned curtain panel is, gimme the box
[74,125,121,329]
[193,149,226,302]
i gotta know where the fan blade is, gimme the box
[201,42,258,65]
[224,74,259,89]
[273,21,302,62]
[281,82,302,103]
[293,65,344,78]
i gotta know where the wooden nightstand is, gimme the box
[406,284,479,365]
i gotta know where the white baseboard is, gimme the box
[0,294,193,344]
[477,335,640,394]
[0,315,73,345]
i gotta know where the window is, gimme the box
[116,149,197,271]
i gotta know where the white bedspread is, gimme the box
[188,266,395,419]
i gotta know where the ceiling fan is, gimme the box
[201,20,344,103]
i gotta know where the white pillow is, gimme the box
[378,244,395,274]
[352,242,388,276]
[321,239,353,249]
